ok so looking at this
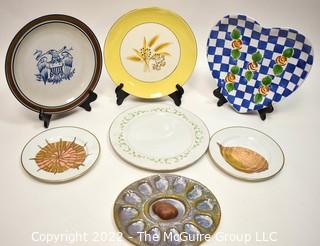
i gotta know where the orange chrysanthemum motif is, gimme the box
[258,85,270,96]
[225,73,236,83]
[248,62,258,72]
[275,55,287,66]
[231,39,242,49]
[32,138,86,174]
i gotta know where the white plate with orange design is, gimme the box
[21,126,100,183]
[209,126,284,181]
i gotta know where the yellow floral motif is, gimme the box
[127,35,171,72]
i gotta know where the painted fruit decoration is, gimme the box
[224,28,242,92]
[222,27,297,104]
[254,48,294,104]
[245,51,263,82]
[273,48,294,75]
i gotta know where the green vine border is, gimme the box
[117,107,204,164]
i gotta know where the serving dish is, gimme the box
[104,7,197,99]
[5,14,102,114]
[109,104,209,171]
[114,174,221,245]
[209,126,284,181]
[207,15,313,113]
[21,126,100,183]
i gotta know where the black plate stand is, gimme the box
[78,90,97,111]
[257,104,274,120]
[213,87,274,120]
[38,90,97,128]
[115,84,129,105]
[213,87,228,106]
[115,83,184,106]
[39,110,52,128]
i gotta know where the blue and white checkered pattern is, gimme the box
[207,15,313,113]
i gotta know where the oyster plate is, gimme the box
[114,174,221,246]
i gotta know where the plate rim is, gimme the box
[5,14,102,114]
[20,126,101,183]
[104,7,197,99]
[108,103,210,172]
[208,126,285,182]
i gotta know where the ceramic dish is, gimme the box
[21,126,100,183]
[114,174,221,246]
[109,104,209,171]
[5,14,102,114]
[209,126,284,181]
[207,15,313,113]
[104,7,197,98]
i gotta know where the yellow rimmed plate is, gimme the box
[104,7,197,98]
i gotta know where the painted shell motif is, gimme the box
[114,175,221,246]
[31,138,87,174]
[218,143,268,173]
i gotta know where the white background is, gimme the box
[0,0,319,245]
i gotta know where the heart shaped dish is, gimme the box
[207,15,313,113]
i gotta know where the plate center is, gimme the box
[148,198,186,222]
[13,22,96,107]
[120,23,180,82]
[125,112,193,158]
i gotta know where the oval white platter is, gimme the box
[21,126,100,183]
[209,126,284,181]
[109,104,210,171]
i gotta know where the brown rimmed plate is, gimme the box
[5,14,102,114]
